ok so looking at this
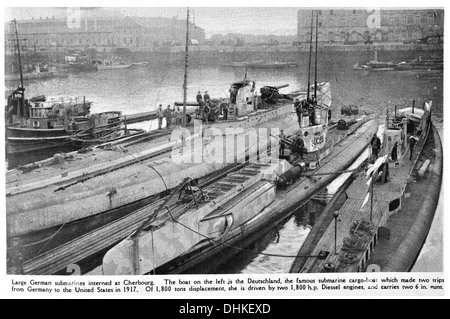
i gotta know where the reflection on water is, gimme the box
[6,50,443,274]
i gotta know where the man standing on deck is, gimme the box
[409,134,418,160]
[196,91,203,107]
[229,86,237,104]
[156,104,164,130]
[203,91,210,106]
[290,133,305,159]
[203,102,210,124]
[164,105,173,130]
[222,102,229,120]
[175,105,182,126]
[279,130,286,156]
[294,99,302,123]
[371,133,381,159]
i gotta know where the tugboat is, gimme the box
[5,92,122,157]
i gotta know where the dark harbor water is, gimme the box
[6,50,443,274]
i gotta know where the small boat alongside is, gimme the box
[291,100,442,273]
[5,91,122,155]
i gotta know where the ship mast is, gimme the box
[13,19,25,119]
[306,11,314,103]
[182,8,190,127]
[13,19,24,90]
[314,10,319,101]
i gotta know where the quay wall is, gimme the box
[9,43,442,68]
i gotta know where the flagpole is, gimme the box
[182,8,190,127]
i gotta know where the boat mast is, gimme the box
[306,11,314,103]
[13,19,25,119]
[314,10,319,101]
[13,19,24,90]
[182,8,190,127]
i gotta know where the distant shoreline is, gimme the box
[5,42,442,55]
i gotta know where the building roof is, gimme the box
[123,16,203,32]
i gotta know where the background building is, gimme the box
[5,15,205,52]
[297,9,444,44]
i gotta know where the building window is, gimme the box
[413,29,422,39]
[330,10,333,15]
[389,17,394,25]
[318,10,322,15]
[428,14,434,24]
[415,15,420,24]
[407,15,414,25]
[353,10,356,14]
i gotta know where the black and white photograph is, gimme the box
[2,2,446,299]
